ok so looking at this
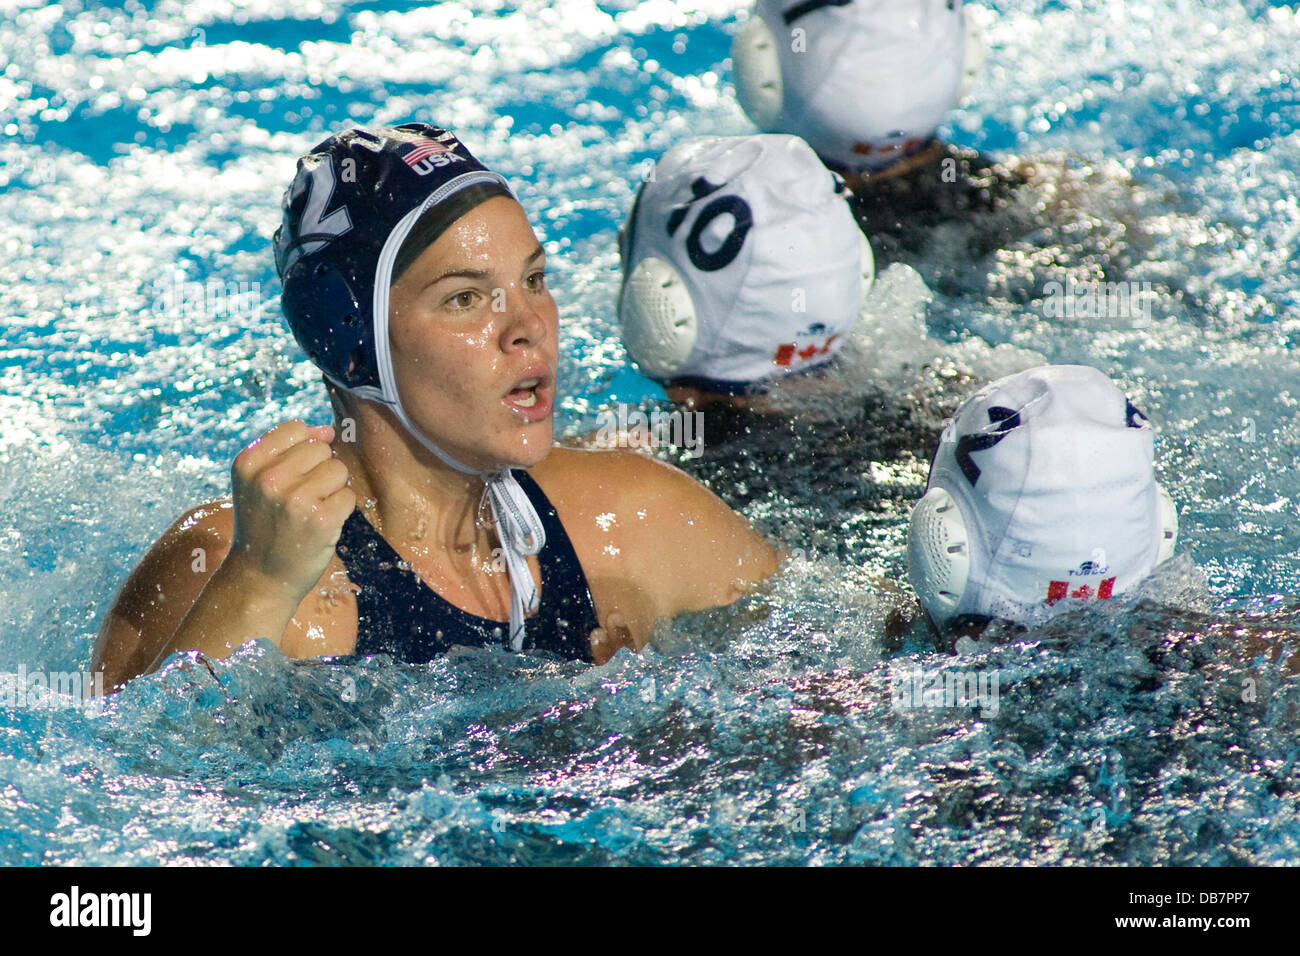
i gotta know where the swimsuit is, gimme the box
[336,470,597,663]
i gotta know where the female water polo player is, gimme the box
[609,131,941,537]
[904,364,1180,642]
[617,132,874,408]
[732,0,1175,295]
[92,124,779,689]
[894,364,1300,674]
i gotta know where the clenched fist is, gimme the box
[226,421,356,601]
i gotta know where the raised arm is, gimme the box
[92,501,238,690]
[92,420,355,689]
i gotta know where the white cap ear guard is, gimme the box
[957,8,985,104]
[905,365,1181,630]
[620,223,874,381]
[1156,484,1179,565]
[907,486,972,622]
[907,480,1180,628]
[732,15,784,131]
[619,256,698,378]
[860,233,876,297]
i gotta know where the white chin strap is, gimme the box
[355,171,546,653]
[388,401,544,653]
[907,482,1180,627]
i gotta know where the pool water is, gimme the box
[2,0,1299,864]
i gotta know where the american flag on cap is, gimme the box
[402,138,455,168]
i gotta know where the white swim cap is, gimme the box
[732,0,980,173]
[619,133,873,390]
[907,365,1179,627]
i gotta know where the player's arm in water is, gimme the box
[1198,611,1300,678]
[91,420,357,690]
[93,427,779,688]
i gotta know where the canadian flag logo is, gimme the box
[1045,578,1115,605]
[774,333,839,367]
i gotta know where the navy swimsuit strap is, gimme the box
[339,469,597,663]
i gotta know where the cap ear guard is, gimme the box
[957,9,985,104]
[619,256,699,378]
[907,486,973,626]
[1155,483,1179,564]
[732,15,783,131]
[909,480,1176,630]
[279,257,372,390]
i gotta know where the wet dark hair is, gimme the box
[391,181,514,282]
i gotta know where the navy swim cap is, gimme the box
[274,123,513,396]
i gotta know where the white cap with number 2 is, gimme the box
[907,365,1180,628]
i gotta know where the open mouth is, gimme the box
[509,378,541,407]
[504,374,553,421]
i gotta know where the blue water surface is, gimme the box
[1,0,1299,865]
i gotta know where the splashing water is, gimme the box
[1,0,1299,864]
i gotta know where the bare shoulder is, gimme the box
[529,446,736,546]
[167,499,236,551]
[530,446,712,511]
[529,447,778,624]
[123,499,237,605]
[92,499,237,688]
[93,499,358,688]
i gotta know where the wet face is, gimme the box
[388,196,559,472]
